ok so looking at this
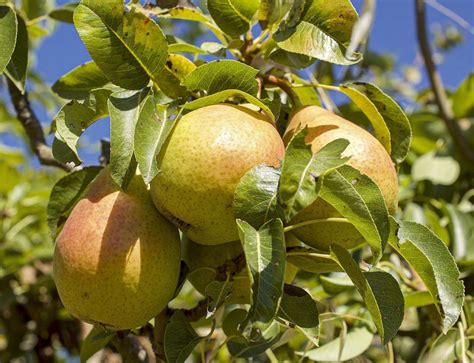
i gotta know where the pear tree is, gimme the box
[1,0,472,361]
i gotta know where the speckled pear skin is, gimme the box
[284,106,398,251]
[53,169,181,330]
[183,236,299,304]
[150,104,285,245]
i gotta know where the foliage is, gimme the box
[0,0,473,361]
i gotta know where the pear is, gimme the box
[183,235,299,304]
[150,104,285,245]
[283,106,398,251]
[53,169,181,330]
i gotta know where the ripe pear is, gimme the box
[150,104,285,245]
[283,106,398,251]
[53,169,181,330]
[183,235,299,304]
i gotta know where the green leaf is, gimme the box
[338,84,391,153]
[273,0,361,65]
[419,328,469,363]
[390,219,464,333]
[134,100,176,184]
[49,2,78,23]
[80,326,115,363]
[5,13,28,92]
[300,326,373,361]
[183,89,275,122]
[205,280,232,317]
[143,5,227,44]
[155,54,196,99]
[452,72,474,118]
[339,82,412,163]
[74,0,168,89]
[320,165,390,262]
[207,0,259,37]
[278,284,319,328]
[258,0,292,29]
[404,291,434,309]
[168,42,207,55]
[164,311,209,363]
[52,61,111,100]
[0,5,17,74]
[222,308,248,339]
[53,89,110,164]
[108,89,150,189]
[412,152,460,185]
[443,203,474,262]
[233,165,283,229]
[279,128,350,222]
[269,48,315,69]
[287,247,342,273]
[290,74,321,105]
[22,0,53,20]
[237,219,286,324]
[183,60,259,96]
[47,166,102,239]
[320,274,354,294]
[331,245,404,344]
[227,336,281,358]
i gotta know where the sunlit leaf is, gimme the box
[0,5,17,74]
[390,218,464,332]
[234,165,283,229]
[52,61,110,100]
[74,0,167,89]
[5,14,28,92]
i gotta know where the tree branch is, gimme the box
[6,79,74,172]
[415,0,474,164]
[260,74,301,108]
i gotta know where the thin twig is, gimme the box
[425,0,474,34]
[415,0,474,165]
[6,79,73,172]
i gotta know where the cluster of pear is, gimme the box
[53,103,398,330]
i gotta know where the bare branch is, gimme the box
[6,79,74,172]
[415,0,474,165]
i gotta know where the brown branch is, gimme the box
[261,74,301,108]
[6,79,74,172]
[415,0,474,165]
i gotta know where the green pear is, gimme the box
[283,106,398,251]
[53,168,181,330]
[183,235,300,304]
[150,104,285,245]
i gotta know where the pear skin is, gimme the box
[150,104,285,245]
[53,169,181,330]
[183,236,299,304]
[284,106,398,251]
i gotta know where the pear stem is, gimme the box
[283,217,350,232]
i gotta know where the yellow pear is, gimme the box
[150,104,285,245]
[283,106,398,250]
[53,169,181,330]
[183,235,299,304]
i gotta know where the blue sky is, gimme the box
[10,1,474,165]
